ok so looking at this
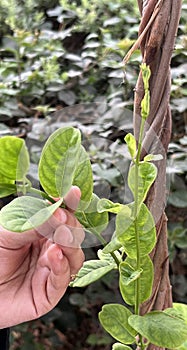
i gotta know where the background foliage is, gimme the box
[0,0,186,349]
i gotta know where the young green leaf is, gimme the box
[112,343,132,350]
[119,262,143,286]
[102,234,122,254]
[116,203,156,258]
[128,311,187,348]
[0,136,30,180]
[97,249,121,264]
[75,193,108,238]
[0,184,17,198]
[124,133,137,159]
[143,154,163,162]
[0,196,63,232]
[119,255,153,305]
[99,304,137,344]
[71,260,115,287]
[97,198,124,214]
[39,127,81,197]
[128,162,157,206]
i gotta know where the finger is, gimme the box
[53,220,85,248]
[61,245,85,275]
[33,244,71,316]
[53,223,85,275]
[63,186,81,212]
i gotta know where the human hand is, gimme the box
[0,186,84,328]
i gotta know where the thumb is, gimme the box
[63,186,81,212]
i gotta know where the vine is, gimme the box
[0,64,187,349]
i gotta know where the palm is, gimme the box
[0,187,84,328]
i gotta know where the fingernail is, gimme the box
[57,249,63,260]
[72,186,81,199]
[54,225,74,246]
[57,209,67,223]
[63,226,74,244]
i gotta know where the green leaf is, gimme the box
[116,203,156,258]
[102,234,122,254]
[128,162,157,205]
[112,343,132,350]
[0,184,17,198]
[124,133,136,159]
[119,262,142,286]
[128,311,187,348]
[176,340,187,350]
[73,145,93,210]
[97,198,123,214]
[39,127,81,197]
[173,303,187,324]
[99,304,136,344]
[76,193,108,238]
[71,260,115,287]
[119,255,153,305]
[0,196,63,232]
[97,249,121,264]
[0,136,30,180]
[144,154,163,162]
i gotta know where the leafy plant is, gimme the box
[0,64,187,350]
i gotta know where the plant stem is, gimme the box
[93,230,121,266]
[134,117,146,316]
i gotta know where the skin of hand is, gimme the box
[0,186,85,329]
